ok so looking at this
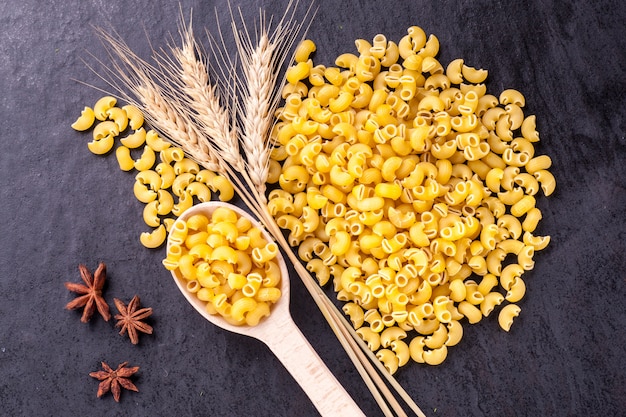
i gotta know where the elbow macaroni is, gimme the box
[269,27,555,369]
[165,205,282,326]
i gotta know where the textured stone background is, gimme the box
[1,0,625,416]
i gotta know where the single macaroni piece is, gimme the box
[357,326,381,351]
[71,106,96,131]
[172,191,193,217]
[391,339,411,366]
[211,175,235,201]
[423,345,448,366]
[295,39,317,63]
[134,145,156,171]
[187,181,212,203]
[522,208,542,233]
[160,147,185,164]
[87,135,114,155]
[498,304,521,331]
[106,106,129,132]
[499,89,525,107]
[380,326,407,348]
[480,292,504,317]
[142,201,161,228]
[172,172,195,197]
[445,320,463,347]
[145,129,171,151]
[122,104,144,130]
[376,348,400,374]
[135,170,161,192]
[156,190,174,216]
[461,64,488,84]
[140,224,166,248]
[120,127,147,149]
[156,162,176,189]
[94,96,117,121]
[408,336,426,363]
[424,323,448,349]
[525,155,552,175]
[458,301,482,324]
[505,277,526,302]
[342,302,365,328]
[133,179,158,203]
[500,263,524,291]
[534,169,556,196]
[286,61,311,85]
[115,146,135,171]
[93,120,119,140]
[523,231,551,251]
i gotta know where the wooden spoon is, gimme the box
[168,202,366,417]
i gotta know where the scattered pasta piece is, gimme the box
[93,96,117,121]
[87,135,114,155]
[140,224,167,248]
[498,304,521,331]
[71,107,96,131]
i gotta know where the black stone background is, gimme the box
[1,0,625,416]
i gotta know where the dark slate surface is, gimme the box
[1,1,625,416]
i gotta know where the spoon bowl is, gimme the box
[168,202,365,417]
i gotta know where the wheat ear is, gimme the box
[233,28,274,199]
[137,83,224,174]
[232,1,312,201]
[169,18,243,171]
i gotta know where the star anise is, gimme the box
[89,361,139,402]
[114,295,153,345]
[64,262,111,322]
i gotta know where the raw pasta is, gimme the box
[164,206,282,326]
[72,97,235,249]
[269,29,556,370]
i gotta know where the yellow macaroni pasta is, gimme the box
[165,204,282,326]
[268,26,555,371]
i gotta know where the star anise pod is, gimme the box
[114,295,153,345]
[89,361,139,402]
[64,262,111,322]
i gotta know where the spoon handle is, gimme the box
[264,318,366,417]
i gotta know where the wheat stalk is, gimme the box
[218,4,423,416]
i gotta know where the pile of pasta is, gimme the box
[163,206,283,326]
[71,96,235,248]
[267,26,555,370]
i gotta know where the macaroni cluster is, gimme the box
[71,96,235,248]
[163,206,282,326]
[269,27,555,371]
